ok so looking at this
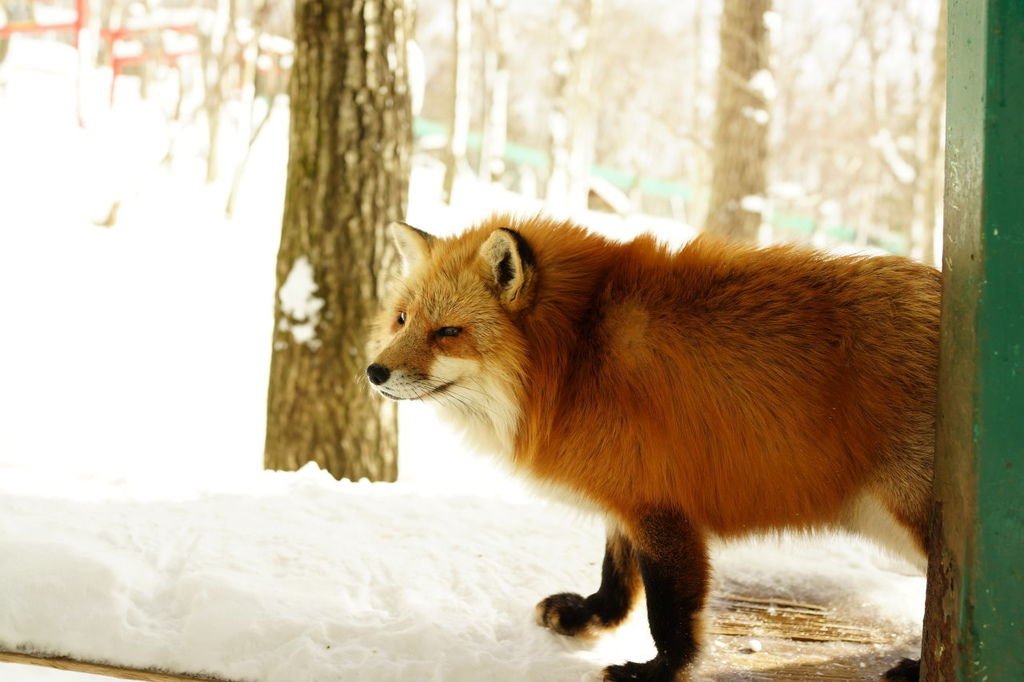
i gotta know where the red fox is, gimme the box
[367,214,939,682]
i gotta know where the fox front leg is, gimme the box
[536,522,641,636]
[602,509,709,682]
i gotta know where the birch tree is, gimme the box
[705,0,773,241]
[546,0,603,213]
[479,0,510,184]
[441,0,471,202]
[911,0,946,265]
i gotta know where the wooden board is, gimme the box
[0,651,229,682]
[698,593,919,681]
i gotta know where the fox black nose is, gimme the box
[366,363,391,386]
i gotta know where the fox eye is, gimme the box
[436,326,462,338]
[396,312,407,325]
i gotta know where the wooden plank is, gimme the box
[923,0,1024,679]
[709,595,892,645]
[701,637,918,682]
[0,651,232,682]
[698,593,920,680]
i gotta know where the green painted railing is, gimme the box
[923,0,1024,679]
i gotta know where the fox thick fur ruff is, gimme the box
[368,214,939,682]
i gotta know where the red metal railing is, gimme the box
[0,0,87,46]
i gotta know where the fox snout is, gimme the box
[365,361,435,401]
[366,363,391,386]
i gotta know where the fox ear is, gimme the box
[480,228,535,308]
[390,221,434,274]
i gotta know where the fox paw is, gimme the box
[881,658,919,681]
[535,592,598,636]
[603,658,681,682]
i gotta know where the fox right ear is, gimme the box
[390,221,434,274]
[480,227,535,309]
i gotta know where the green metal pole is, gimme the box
[922,0,1024,679]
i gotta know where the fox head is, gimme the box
[366,220,536,454]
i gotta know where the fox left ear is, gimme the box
[480,227,535,308]
[391,221,434,274]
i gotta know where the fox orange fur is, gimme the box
[367,214,939,682]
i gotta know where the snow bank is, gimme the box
[0,464,924,682]
[0,465,612,682]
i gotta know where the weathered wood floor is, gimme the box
[699,593,919,681]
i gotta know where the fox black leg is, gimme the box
[603,509,709,682]
[882,658,920,681]
[536,523,641,636]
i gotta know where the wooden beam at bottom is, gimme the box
[0,651,232,682]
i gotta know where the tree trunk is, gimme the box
[913,0,947,266]
[565,0,601,214]
[479,0,509,184]
[705,0,772,242]
[196,0,242,183]
[441,0,471,203]
[688,0,710,229]
[546,0,602,213]
[264,0,411,481]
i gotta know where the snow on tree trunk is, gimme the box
[264,0,411,482]
[442,0,471,203]
[705,0,772,242]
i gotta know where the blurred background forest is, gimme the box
[0,0,945,257]
[0,0,945,482]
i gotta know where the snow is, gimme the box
[0,464,925,682]
[740,194,769,215]
[278,256,324,347]
[0,39,924,682]
[0,465,612,682]
[748,69,777,103]
[740,105,770,125]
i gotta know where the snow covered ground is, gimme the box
[0,38,924,682]
[0,465,924,682]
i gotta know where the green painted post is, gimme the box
[922,0,1024,680]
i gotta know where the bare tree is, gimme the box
[478,0,510,184]
[769,0,942,255]
[225,0,279,217]
[688,0,711,228]
[705,0,773,241]
[546,0,602,212]
[264,0,412,481]
[441,0,471,202]
[911,0,946,265]
[406,0,939,252]
[196,0,240,183]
